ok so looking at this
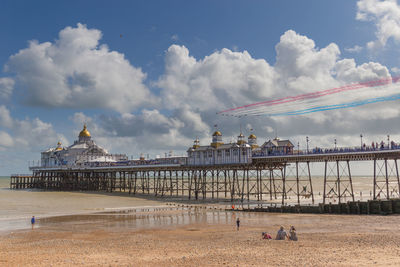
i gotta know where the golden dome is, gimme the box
[79,124,91,137]
[213,131,222,136]
[193,138,200,149]
[249,134,257,139]
[237,140,246,145]
[55,141,63,151]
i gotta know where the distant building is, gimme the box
[261,138,294,155]
[187,131,252,165]
[40,124,127,167]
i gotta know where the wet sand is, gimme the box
[1,208,400,266]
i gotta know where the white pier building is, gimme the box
[187,131,255,165]
[40,125,127,167]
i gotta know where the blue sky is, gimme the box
[1,0,400,174]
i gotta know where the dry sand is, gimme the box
[1,208,400,267]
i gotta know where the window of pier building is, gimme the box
[225,150,230,157]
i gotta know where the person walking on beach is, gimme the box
[236,217,240,231]
[31,216,35,230]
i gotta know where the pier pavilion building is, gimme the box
[187,131,254,165]
[40,124,127,167]
[261,138,294,155]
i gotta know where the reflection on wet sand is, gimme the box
[37,205,332,234]
[38,207,236,231]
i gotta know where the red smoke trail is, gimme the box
[218,76,398,114]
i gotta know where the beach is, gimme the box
[2,177,400,266]
[2,206,400,266]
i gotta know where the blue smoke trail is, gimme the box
[269,93,400,117]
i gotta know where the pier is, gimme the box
[10,125,400,214]
[11,148,400,211]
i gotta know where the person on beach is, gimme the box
[262,232,272,239]
[31,216,35,230]
[236,217,240,231]
[288,226,298,241]
[275,226,287,240]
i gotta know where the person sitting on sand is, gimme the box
[262,232,272,239]
[288,226,298,241]
[275,226,287,240]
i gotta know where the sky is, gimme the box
[1,0,400,174]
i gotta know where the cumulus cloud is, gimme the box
[0,105,66,151]
[0,105,13,128]
[0,131,14,148]
[5,23,156,113]
[357,0,400,50]
[153,30,398,151]
[81,29,396,159]
[158,44,277,111]
[13,118,66,149]
[0,77,14,100]
[158,30,389,122]
[2,24,397,162]
[335,59,390,83]
[69,111,193,157]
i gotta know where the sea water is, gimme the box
[0,177,163,232]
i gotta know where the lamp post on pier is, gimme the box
[306,136,309,154]
[298,142,300,155]
[334,139,337,150]
[360,134,363,150]
[387,135,390,149]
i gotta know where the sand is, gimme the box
[1,208,400,267]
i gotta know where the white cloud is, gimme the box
[1,25,398,162]
[275,30,340,80]
[79,29,397,159]
[0,131,14,148]
[71,111,192,157]
[171,34,179,41]
[357,0,400,50]
[335,59,390,83]
[345,45,363,53]
[0,105,66,151]
[157,44,277,112]
[158,30,390,124]
[391,66,400,73]
[0,77,14,100]
[5,23,156,113]
[0,105,13,128]
[153,30,400,151]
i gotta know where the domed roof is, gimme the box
[79,124,91,137]
[55,141,63,151]
[249,134,257,139]
[213,131,222,136]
